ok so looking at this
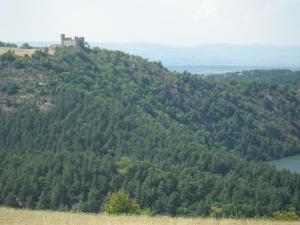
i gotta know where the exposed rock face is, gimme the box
[0,69,53,112]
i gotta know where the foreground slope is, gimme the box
[0,208,298,225]
[0,48,300,217]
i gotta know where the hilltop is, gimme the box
[6,42,300,73]
[0,47,300,217]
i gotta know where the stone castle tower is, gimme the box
[61,34,85,48]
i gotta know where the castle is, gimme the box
[60,34,85,48]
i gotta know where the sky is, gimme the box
[0,0,300,46]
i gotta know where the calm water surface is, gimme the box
[268,154,300,173]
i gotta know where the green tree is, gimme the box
[87,188,101,213]
[25,195,35,209]
[20,43,33,49]
[4,192,18,207]
[36,191,48,210]
[104,190,141,215]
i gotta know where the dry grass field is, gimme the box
[0,207,299,225]
[0,47,54,56]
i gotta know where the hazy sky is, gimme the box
[1,0,299,46]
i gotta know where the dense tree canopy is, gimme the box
[0,47,299,217]
[209,69,300,86]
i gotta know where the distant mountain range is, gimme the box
[93,43,300,74]
[12,42,300,74]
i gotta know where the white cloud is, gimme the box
[0,0,299,45]
[195,0,223,19]
[191,0,300,45]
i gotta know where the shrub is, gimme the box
[1,51,16,62]
[71,201,88,212]
[103,190,141,215]
[272,209,299,221]
[211,206,223,218]
[2,82,19,95]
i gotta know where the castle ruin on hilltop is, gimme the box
[60,34,85,48]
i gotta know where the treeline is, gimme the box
[0,41,17,48]
[1,151,299,217]
[0,41,33,49]
[0,48,300,217]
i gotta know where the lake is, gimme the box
[268,154,300,173]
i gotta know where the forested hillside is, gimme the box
[0,48,300,217]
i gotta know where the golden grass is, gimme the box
[0,47,54,56]
[0,207,299,225]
